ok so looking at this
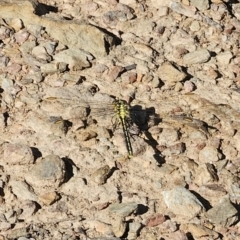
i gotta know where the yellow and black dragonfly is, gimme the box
[41,86,210,158]
[41,87,151,158]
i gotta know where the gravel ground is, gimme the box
[1,0,240,239]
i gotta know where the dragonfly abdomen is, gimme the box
[114,99,133,158]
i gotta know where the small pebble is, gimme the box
[32,45,51,61]
[190,0,209,11]
[14,30,30,44]
[189,20,201,31]
[112,217,127,237]
[216,51,233,65]
[145,213,166,227]
[10,180,37,201]
[198,146,221,163]
[3,143,34,165]
[91,165,111,185]
[158,62,186,84]
[25,155,66,188]
[109,202,138,217]
[6,62,22,74]
[205,197,238,226]
[162,187,205,219]
[6,18,23,31]
[184,81,195,92]
[183,49,211,64]
[39,191,60,205]
[0,26,12,39]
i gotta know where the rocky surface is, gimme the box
[0,0,240,239]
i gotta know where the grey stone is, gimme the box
[158,128,179,146]
[103,4,135,25]
[40,62,67,74]
[25,154,66,188]
[53,49,92,70]
[62,73,82,83]
[90,238,121,240]
[19,201,38,220]
[229,183,240,203]
[190,21,201,32]
[91,165,111,185]
[18,237,30,240]
[7,227,28,239]
[23,72,42,83]
[117,3,135,20]
[10,180,37,201]
[198,146,221,163]
[22,53,47,67]
[161,142,185,156]
[194,164,218,185]
[169,1,196,17]
[112,217,127,237]
[42,41,57,55]
[233,4,240,20]
[0,212,6,222]
[1,77,14,92]
[25,24,43,37]
[216,51,233,65]
[150,0,171,8]
[0,25,12,39]
[183,49,211,64]
[190,0,210,11]
[5,210,17,224]
[128,222,141,240]
[120,0,137,4]
[19,41,37,54]
[205,197,238,226]
[32,45,51,61]
[50,118,68,136]
[162,187,205,219]
[156,164,178,175]
[0,55,9,67]
[0,221,11,231]
[109,202,138,217]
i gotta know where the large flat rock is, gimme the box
[0,0,115,57]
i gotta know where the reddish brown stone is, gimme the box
[96,202,110,210]
[108,66,124,81]
[146,214,166,227]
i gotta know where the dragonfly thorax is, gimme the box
[114,99,130,119]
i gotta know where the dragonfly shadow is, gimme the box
[144,131,166,165]
[130,104,165,165]
[130,105,156,129]
[30,147,42,162]
[62,157,78,183]
[35,3,58,16]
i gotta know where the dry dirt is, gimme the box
[0,0,240,239]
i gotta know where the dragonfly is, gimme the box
[41,86,211,158]
[41,86,152,158]
[111,99,133,157]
